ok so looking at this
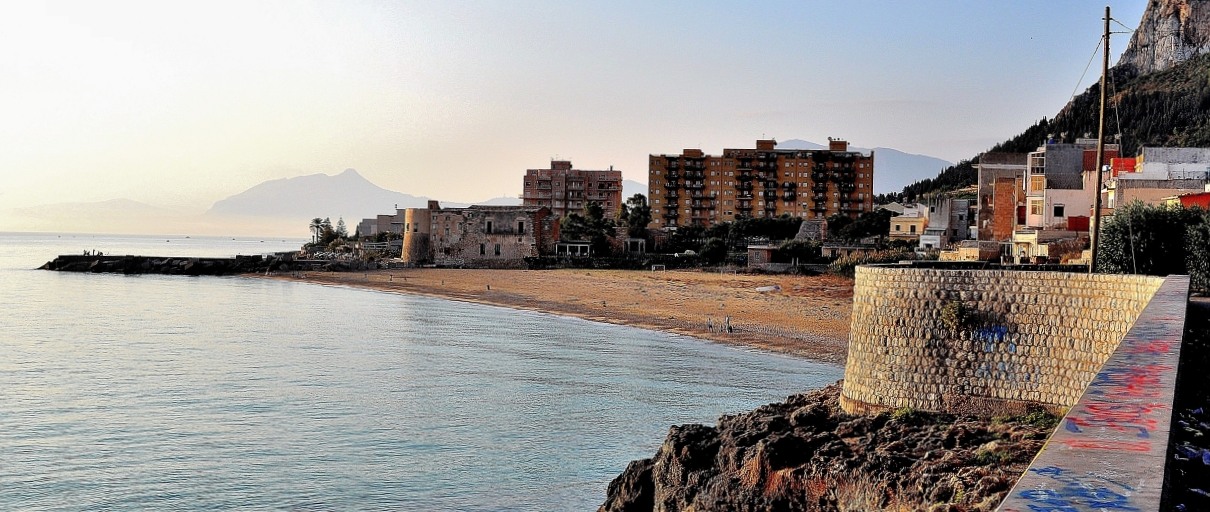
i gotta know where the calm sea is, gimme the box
[0,233,843,511]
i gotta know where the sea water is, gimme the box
[0,233,843,510]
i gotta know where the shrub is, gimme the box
[1096,201,1203,275]
[828,249,916,278]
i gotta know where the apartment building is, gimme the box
[521,160,623,219]
[1105,147,1210,209]
[647,139,874,229]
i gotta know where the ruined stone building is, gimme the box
[399,201,557,269]
[647,139,875,229]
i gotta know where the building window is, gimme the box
[1030,201,1043,216]
[910,225,917,234]
[518,221,525,234]
[486,221,493,233]
[480,244,486,255]
[1030,175,1046,192]
[895,224,901,231]
[1053,204,1065,217]
[494,244,501,256]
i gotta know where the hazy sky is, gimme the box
[2,1,1145,221]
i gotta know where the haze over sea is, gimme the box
[0,233,842,510]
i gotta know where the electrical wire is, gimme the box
[1069,38,1103,108]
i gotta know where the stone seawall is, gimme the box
[841,266,1165,416]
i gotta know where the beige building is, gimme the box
[647,139,874,229]
[522,160,623,219]
[888,204,927,243]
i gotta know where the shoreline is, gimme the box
[253,268,853,365]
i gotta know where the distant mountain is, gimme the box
[776,139,953,194]
[475,196,522,206]
[207,169,434,222]
[623,180,646,200]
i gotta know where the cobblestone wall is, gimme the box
[840,266,1165,416]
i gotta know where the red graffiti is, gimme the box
[1124,339,1175,355]
[1060,438,1152,452]
[1088,364,1173,401]
[1065,402,1164,437]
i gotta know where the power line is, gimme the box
[1069,38,1103,107]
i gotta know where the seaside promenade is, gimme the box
[262,268,854,364]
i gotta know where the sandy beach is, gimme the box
[260,268,853,364]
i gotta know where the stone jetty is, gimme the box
[40,254,289,276]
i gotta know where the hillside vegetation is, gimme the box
[899,52,1210,200]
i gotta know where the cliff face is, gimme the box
[599,384,1056,512]
[1117,0,1210,75]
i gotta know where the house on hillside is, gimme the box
[888,203,927,244]
[1105,147,1210,210]
[919,198,970,250]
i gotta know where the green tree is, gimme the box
[1186,209,1210,292]
[826,213,853,239]
[778,239,822,263]
[699,237,729,265]
[1096,201,1204,276]
[838,209,893,242]
[560,202,615,255]
[335,217,348,239]
[617,194,652,238]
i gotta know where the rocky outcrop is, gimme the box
[600,383,1056,512]
[39,254,294,275]
[1117,0,1210,75]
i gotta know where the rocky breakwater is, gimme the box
[40,254,291,276]
[600,383,1057,512]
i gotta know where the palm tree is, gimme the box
[310,217,324,244]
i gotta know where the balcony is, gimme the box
[665,191,680,199]
[684,181,705,190]
[782,191,797,201]
[664,181,681,189]
[684,170,705,180]
[665,171,681,180]
[737,193,754,200]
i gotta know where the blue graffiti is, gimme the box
[1014,466,1140,512]
[976,325,1008,343]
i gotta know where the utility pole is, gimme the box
[1089,5,1110,274]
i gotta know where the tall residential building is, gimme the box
[521,160,623,219]
[647,139,874,229]
[975,153,1027,242]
